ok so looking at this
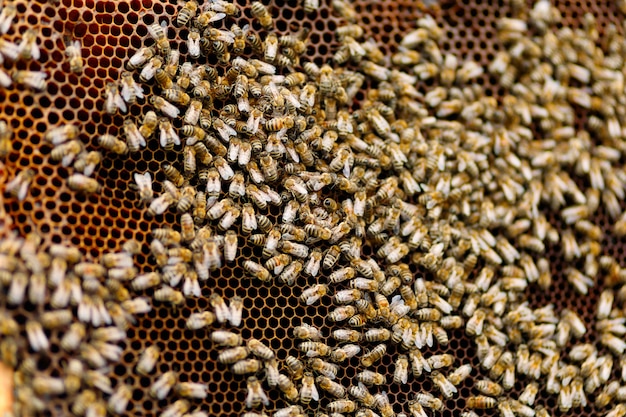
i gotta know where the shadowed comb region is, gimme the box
[2,0,626,417]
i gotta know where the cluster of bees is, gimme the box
[4,0,626,416]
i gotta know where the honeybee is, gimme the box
[277,374,299,401]
[243,260,271,282]
[12,70,47,90]
[210,330,241,347]
[245,376,269,409]
[18,28,39,61]
[251,1,272,29]
[176,0,198,26]
[41,309,73,329]
[247,338,274,360]
[148,21,170,55]
[154,285,185,306]
[467,396,497,409]
[348,383,376,407]
[300,283,328,306]
[231,358,261,376]
[136,345,160,376]
[33,375,66,396]
[333,329,362,343]
[5,169,34,201]
[126,46,155,70]
[300,342,332,358]
[98,133,128,155]
[123,119,146,152]
[25,320,49,352]
[120,71,144,104]
[68,173,101,193]
[414,392,443,411]
[186,311,216,330]
[328,400,357,414]
[60,322,86,352]
[393,355,409,384]
[73,150,102,176]
[108,384,132,415]
[361,344,387,367]
[0,3,16,34]
[357,370,386,386]
[293,323,322,340]
[151,95,180,118]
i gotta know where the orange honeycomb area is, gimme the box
[2,1,626,417]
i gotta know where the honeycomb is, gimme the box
[2,0,626,417]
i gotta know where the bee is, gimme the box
[245,376,269,409]
[98,133,127,155]
[5,169,35,201]
[280,355,305,382]
[329,305,356,323]
[68,173,101,193]
[148,20,170,55]
[210,330,242,348]
[328,400,357,414]
[361,344,387,367]
[121,119,146,152]
[300,342,332,359]
[150,95,180,119]
[73,150,102,176]
[135,345,161,376]
[186,311,216,330]
[414,392,443,411]
[277,374,299,401]
[300,283,328,306]
[41,309,73,329]
[467,396,497,409]
[161,400,190,417]
[243,260,271,282]
[205,0,237,14]
[0,3,16,34]
[12,70,47,90]
[218,346,249,365]
[138,55,163,82]
[333,329,362,343]
[120,71,144,104]
[251,1,272,29]
[279,260,303,285]
[154,285,185,306]
[293,323,322,340]
[174,381,208,401]
[33,375,66,396]
[26,320,49,352]
[281,240,309,258]
[18,28,40,61]
[348,383,376,407]
[519,382,538,406]
[126,46,155,70]
[247,338,274,360]
[231,359,261,375]
[393,354,409,384]
[107,383,132,415]
[176,0,198,26]
[59,322,86,352]
[357,370,386,386]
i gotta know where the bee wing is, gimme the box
[0,12,14,35]
[311,382,320,402]
[167,125,181,146]
[210,11,227,22]
[183,276,201,297]
[163,101,181,118]
[0,69,10,87]
[159,124,169,148]
[115,91,128,114]
[259,387,270,406]
[121,82,133,103]
[30,41,40,61]
[245,387,255,409]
